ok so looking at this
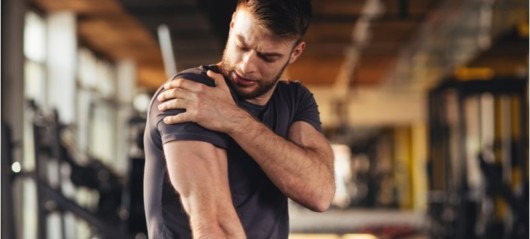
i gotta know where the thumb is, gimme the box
[207,70,228,89]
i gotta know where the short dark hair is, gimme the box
[236,0,312,41]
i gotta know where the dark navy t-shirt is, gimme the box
[143,65,322,239]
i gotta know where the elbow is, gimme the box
[307,188,335,212]
[309,200,331,213]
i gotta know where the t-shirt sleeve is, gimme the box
[293,84,323,132]
[155,70,229,149]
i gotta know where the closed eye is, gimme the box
[257,53,276,63]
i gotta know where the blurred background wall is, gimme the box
[1,0,528,238]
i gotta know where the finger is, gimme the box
[164,77,188,89]
[164,78,203,92]
[163,113,191,124]
[207,70,228,89]
[163,79,178,89]
[157,88,187,102]
[158,98,186,111]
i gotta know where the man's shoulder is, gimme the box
[147,66,212,122]
[170,65,215,87]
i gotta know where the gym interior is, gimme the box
[2,0,529,238]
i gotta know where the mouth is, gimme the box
[233,72,257,87]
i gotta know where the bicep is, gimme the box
[163,140,229,215]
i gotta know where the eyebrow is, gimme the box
[236,34,284,58]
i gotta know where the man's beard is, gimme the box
[220,59,289,100]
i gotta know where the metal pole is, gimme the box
[1,122,17,239]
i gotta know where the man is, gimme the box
[143,0,335,238]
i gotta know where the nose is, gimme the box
[239,51,258,75]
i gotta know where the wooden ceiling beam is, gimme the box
[288,56,345,86]
[312,13,360,24]
[312,0,367,15]
[135,15,211,32]
[382,0,439,16]
[120,0,196,7]
[355,55,397,86]
[305,22,355,42]
[123,5,199,16]
[34,0,123,14]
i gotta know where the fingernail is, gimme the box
[164,117,170,123]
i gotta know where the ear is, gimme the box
[288,41,305,64]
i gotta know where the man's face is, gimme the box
[221,8,305,104]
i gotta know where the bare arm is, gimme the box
[163,141,245,238]
[158,71,335,211]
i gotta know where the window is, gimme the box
[24,11,47,104]
[77,47,119,171]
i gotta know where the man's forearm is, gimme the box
[189,216,225,239]
[184,198,245,239]
[226,111,335,212]
[184,191,245,239]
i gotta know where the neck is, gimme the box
[244,84,277,106]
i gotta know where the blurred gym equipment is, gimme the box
[2,100,148,238]
[427,77,528,239]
